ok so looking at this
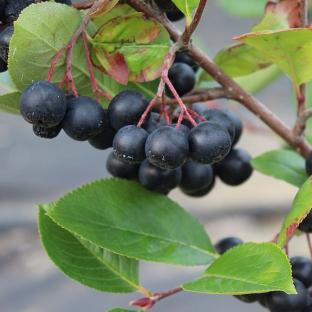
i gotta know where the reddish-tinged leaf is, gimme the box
[91,6,170,84]
[278,177,312,247]
[89,0,119,17]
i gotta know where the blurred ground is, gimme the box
[0,1,309,312]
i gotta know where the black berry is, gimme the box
[170,123,190,135]
[5,0,35,22]
[265,279,308,312]
[145,126,189,169]
[154,0,176,12]
[106,152,139,180]
[186,176,215,197]
[180,161,214,195]
[168,63,195,97]
[201,109,236,142]
[188,121,232,164]
[166,8,185,22]
[175,52,199,72]
[235,294,260,304]
[299,211,312,233]
[33,124,62,139]
[291,257,312,288]
[142,112,165,134]
[0,26,13,63]
[215,149,253,186]
[226,110,243,146]
[138,160,182,194]
[108,90,148,131]
[88,126,115,150]
[113,125,148,164]
[63,96,107,141]
[20,80,67,127]
[306,151,312,176]
[0,57,7,72]
[214,237,243,254]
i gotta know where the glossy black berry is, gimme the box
[180,161,214,195]
[170,123,190,136]
[188,121,232,164]
[265,279,308,312]
[113,125,148,164]
[291,257,312,288]
[168,63,196,97]
[145,126,189,170]
[0,0,5,21]
[62,96,107,141]
[192,102,209,115]
[0,57,7,72]
[108,90,148,131]
[201,109,236,142]
[299,211,312,233]
[143,112,165,134]
[175,52,199,72]
[214,237,243,254]
[166,8,185,22]
[5,0,35,22]
[215,149,253,186]
[306,151,312,176]
[186,176,216,197]
[154,0,176,12]
[88,127,115,150]
[106,152,139,180]
[226,110,243,146]
[20,80,67,127]
[139,160,182,194]
[33,124,62,139]
[235,294,260,304]
[0,26,13,63]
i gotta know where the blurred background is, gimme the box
[0,0,310,311]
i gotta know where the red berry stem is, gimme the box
[161,92,170,125]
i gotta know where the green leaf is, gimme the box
[217,0,266,18]
[45,179,216,266]
[236,28,312,87]
[39,206,142,293]
[91,11,170,85]
[171,0,199,23]
[304,80,312,144]
[183,242,295,295]
[278,178,312,247]
[0,71,21,115]
[251,149,307,187]
[235,65,281,94]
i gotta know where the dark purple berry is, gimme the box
[113,125,148,164]
[291,257,312,288]
[265,279,308,312]
[145,126,189,170]
[215,149,253,186]
[108,90,148,131]
[106,152,139,180]
[168,63,195,97]
[139,160,182,194]
[20,80,67,127]
[188,121,232,164]
[143,112,166,134]
[201,109,236,142]
[180,161,214,195]
[166,8,185,21]
[175,52,199,72]
[214,237,243,254]
[88,127,115,150]
[33,124,62,139]
[62,96,107,141]
[306,152,312,176]
[185,176,215,197]
[0,26,13,63]
[299,211,312,233]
